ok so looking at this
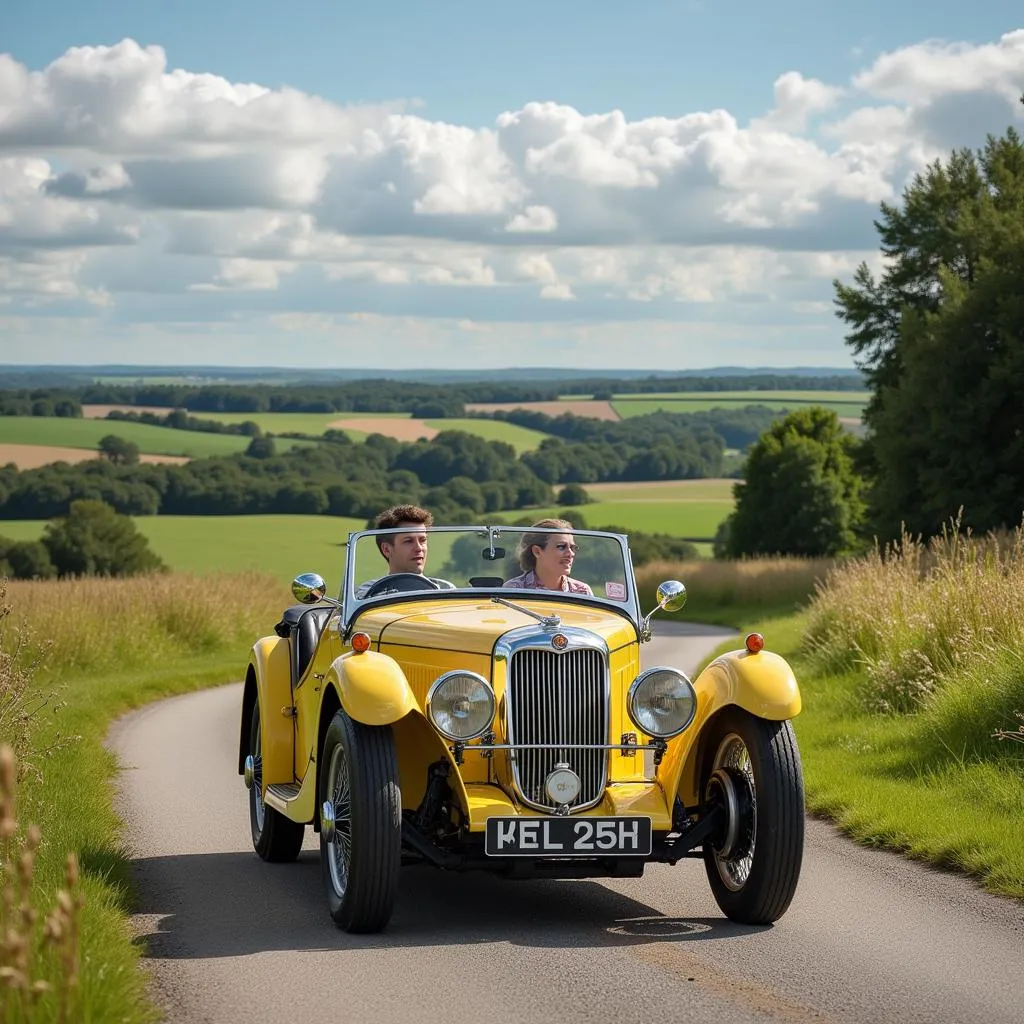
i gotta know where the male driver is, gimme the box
[355,504,456,598]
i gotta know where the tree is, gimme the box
[556,484,591,506]
[722,408,866,558]
[42,499,166,577]
[0,537,56,579]
[245,436,276,459]
[833,104,1024,539]
[98,434,140,466]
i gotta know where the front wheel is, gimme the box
[701,707,805,925]
[319,707,402,933]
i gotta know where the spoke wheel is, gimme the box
[319,707,401,933]
[248,701,305,862]
[701,707,805,925]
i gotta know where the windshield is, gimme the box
[344,525,634,607]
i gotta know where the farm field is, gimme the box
[582,478,735,501]
[612,391,868,418]
[423,418,551,452]
[492,499,730,541]
[0,416,277,458]
[464,400,621,420]
[0,483,732,575]
[0,443,191,469]
[0,514,365,584]
[83,407,553,451]
[465,390,869,422]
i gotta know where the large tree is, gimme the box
[721,407,866,558]
[833,104,1024,539]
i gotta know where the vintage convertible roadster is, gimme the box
[239,524,805,933]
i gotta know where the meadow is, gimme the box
[80,407,553,452]
[0,416,257,458]
[0,480,738,576]
[611,390,868,418]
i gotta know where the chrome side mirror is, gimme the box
[656,580,687,612]
[292,572,328,604]
[639,579,687,642]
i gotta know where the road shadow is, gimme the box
[125,849,767,958]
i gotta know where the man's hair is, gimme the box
[374,504,434,554]
[517,517,574,572]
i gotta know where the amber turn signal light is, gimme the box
[744,632,765,654]
[351,631,371,653]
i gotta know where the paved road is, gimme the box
[109,621,1024,1024]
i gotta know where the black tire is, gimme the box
[248,701,305,862]
[319,707,402,933]
[701,706,804,925]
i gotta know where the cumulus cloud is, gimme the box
[0,31,1022,356]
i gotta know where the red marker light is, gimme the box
[745,632,765,654]
[351,632,371,654]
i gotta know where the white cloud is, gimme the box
[0,32,1022,363]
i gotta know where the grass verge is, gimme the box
[0,573,289,1022]
[692,528,1024,902]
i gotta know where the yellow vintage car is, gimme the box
[239,523,805,933]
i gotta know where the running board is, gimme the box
[263,777,316,822]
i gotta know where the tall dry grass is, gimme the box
[805,517,1024,741]
[0,570,291,1023]
[635,555,835,618]
[3,570,291,680]
[1,744,84,1023]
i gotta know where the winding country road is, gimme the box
[109,621,1024,1024]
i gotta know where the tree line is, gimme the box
[720,104,1024,559]
[0,403,754,521]
[0,372,864,420]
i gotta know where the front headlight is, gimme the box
[426,670,496,741]
[627,667,697,739]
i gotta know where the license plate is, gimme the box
[484,815,652,857]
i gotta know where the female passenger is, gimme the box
[502,518,593,595]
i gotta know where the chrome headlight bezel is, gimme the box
[627,666,697,739]
[426,670,496,742]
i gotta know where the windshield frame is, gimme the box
[338,524,642,629]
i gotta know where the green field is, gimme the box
[583,478,735,501]
[0,417,261,458]
[493,500,729,540]
[612,390,868,418]
[424,418,552,453]
[84,410,553,452]
[0,482,734,576]
[192,410,410,434]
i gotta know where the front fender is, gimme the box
[243,635,294,787]
[657,647,802,807]
[327,650,418,725]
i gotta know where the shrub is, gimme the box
[556,484,591,506]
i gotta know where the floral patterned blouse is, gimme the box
[502,569,593,596]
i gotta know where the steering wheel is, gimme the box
[362,573,442,598]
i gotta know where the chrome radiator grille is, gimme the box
[506,647,609,811]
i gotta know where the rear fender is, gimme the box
[657,647,801,807]
[239,636,294,788]
[326,649,418,726]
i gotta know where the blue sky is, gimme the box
[1,3,1022,369]
[5,1,1014,127]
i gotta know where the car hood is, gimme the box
[354,596,639,655]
